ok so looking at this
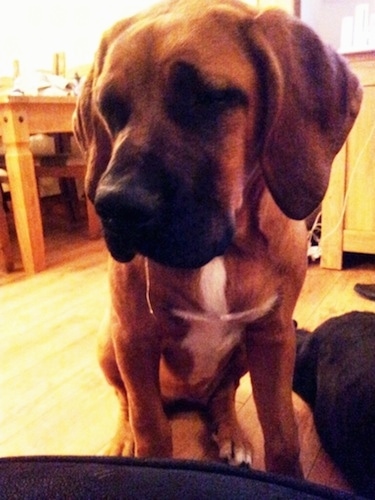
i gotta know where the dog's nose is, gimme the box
[94,182,160,232]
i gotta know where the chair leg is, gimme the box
[58,177,81,223]
[59,177,101,237]
[0,187,14,272]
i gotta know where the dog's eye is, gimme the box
[166,62,247,129]
[98,93,131,135]
[198,87,247,112]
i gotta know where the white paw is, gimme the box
[214,435,252,467]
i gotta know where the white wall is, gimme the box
[0,0,161,77]
[0,0,294,78]
[301,0,375,51]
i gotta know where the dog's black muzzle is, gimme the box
[94,150,233,269]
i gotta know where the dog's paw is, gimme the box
[105,437,135,457]
[213,430,252,467]
[104,425,135,457]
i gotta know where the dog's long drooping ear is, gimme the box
[246,9,362,220]
[73,20,130,202]
[73,73,112,203]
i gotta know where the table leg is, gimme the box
[2,109,45,273]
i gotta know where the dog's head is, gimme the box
[74,0,362,268]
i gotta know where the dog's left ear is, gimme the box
[246,9,362,219]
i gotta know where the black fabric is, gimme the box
[0,456,362,499]
[354,284,375,301]
[294,312,375,498]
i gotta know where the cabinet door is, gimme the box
[342,63,375,255]
[321,54,375,269]
[344,84,375,234]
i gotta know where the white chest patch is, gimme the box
[172,257,277,386]
[200,256,228,316]
[179,258,236,385]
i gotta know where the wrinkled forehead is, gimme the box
[98,8,256,93]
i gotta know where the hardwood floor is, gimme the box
[1,198,375,494]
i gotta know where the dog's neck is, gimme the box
[142,172,275,323]
[144,256,277,325]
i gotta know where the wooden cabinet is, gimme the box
[321,51,375,269]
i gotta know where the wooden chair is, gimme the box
[0,134,101,272]
[34,158,101,239]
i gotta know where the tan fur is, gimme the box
[74,0,362,477]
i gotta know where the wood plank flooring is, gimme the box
[1,198,375,494]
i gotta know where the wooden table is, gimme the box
[0,95,78,273]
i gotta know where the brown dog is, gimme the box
[74,0,361,478]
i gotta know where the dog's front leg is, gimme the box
[246,321,302,478]
[98,310,135,456]
[116,332,173,458]
[210,378,253,466]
